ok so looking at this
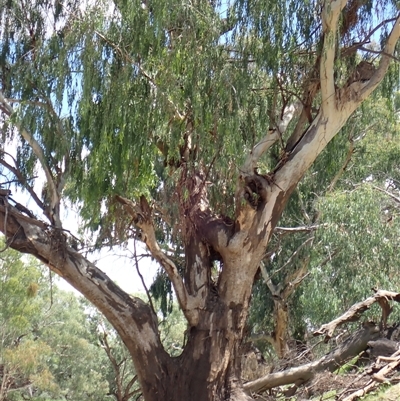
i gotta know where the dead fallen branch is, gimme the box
[313,290,400,341]
[339,349,400,401]
[244,290,400,396]
[243,323,379,394]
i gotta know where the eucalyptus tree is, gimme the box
[0,245,51,399]
[0,0,399,400]
[249,95,400,358]
[0,244,116,400]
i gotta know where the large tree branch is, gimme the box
[320,0,347,112]
[228,136,302,288]
[0,198,170,399]
[275,5,399,196]
[313,290,400,341]
[241,101,302,175]
[246,291,400,395]
[115,195,201,326]
[228,6,399,319]
[244,323,379,394]
[358,14,400,99]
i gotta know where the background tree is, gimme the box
[0,246,54,399]
[0,242,137,401]
[0,0,399,400]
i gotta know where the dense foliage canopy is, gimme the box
[0,0,399,400]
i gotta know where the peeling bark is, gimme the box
[0,3,399,401]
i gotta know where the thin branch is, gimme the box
[360,14,400,99]
[341,17,399,58]
[123,375,139,401]
[115,195,200,326]
[358,46,400,62]
[133,239,156,316]
[99,326,123,401]
[371,184,400,204]
[274,224,326,233]
[0,91,61,227]
[282,259,310,300]
[328,138,354,192]
[270,237,314,279]
[362,17,398,43]
[259,262,278,295]
[0,151,45,211]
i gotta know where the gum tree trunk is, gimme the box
[0,2,399,400]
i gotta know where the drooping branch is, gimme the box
[115,195,201,326]
[0,91,61,227]
[94,30,184,121]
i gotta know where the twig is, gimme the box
[358,47,400,62]
[275,224,326,233]
[0,151,45,211]
[133,239,156,316]
[270,237,314,279]
[371,184,400,204]
[328,135,355,192]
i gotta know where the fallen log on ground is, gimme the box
[243,323,380,394]
[244,289,400,395]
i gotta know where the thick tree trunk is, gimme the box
[0,5,398,401]
[127,293,254,401]
[156,327,251,401]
